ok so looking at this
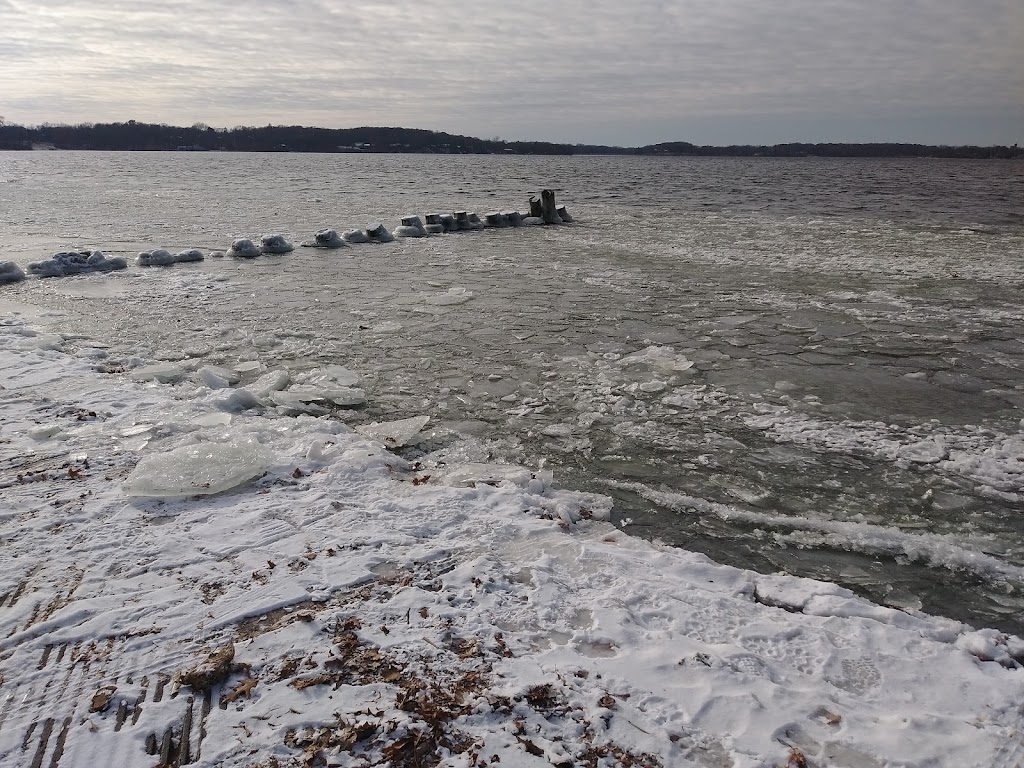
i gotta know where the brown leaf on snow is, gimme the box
[89,685,117,713]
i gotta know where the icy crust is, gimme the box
[2,323,1024,768]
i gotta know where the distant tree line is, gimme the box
[637,140,1023,159]
[0,121,1019,158]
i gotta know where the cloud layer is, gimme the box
[2,0,1021,144]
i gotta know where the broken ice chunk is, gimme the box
[122,437,274,497]
[130,362,186,383]
[440,463,534,488]
[28,424,63,440]
[355,415,430,448]
[213,387,262,412]
[249,369,290,397]
[269,386,366,407]
[425,287,474,306]
[197,366,230,389]
[618,346,695,374]
[199,365,241,386]
[296,365,361,389]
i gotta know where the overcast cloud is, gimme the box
[1,0,1021,145]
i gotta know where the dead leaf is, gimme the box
[89,685,117,713]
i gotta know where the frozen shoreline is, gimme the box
[2,318,1024,767]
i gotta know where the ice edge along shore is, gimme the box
[1,319,1024,767]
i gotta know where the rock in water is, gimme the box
[342,229,370,244]
[227,238,261,258]
[366,223,394,243]
[175,248,205,262]
[137,249,176,267]
[260,234,294,254]
[122,437,275,497]
[0,261,26,284]
[301,229,346,248]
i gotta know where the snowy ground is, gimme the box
[2,318,1024,768]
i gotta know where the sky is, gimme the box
[1,0,1021,146]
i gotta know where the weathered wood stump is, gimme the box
[484,212,508,228]
[505,211,524,227]
[454,211,471,230]
[556,204,574,223]
[529,197,543,218]
[540,189,562,224]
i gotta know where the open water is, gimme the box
[2,151,1024,632]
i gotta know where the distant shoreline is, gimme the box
[1,121,1020,159]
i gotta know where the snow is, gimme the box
[1,320,1023,767]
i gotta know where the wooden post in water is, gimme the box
[540,189,562,224]
[529,196,543,218]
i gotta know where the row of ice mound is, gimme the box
[0,191,575,280]
[300,205,574,250]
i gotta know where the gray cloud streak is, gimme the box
[2,0,1020,144]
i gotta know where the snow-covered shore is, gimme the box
[1,318,1023,768]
